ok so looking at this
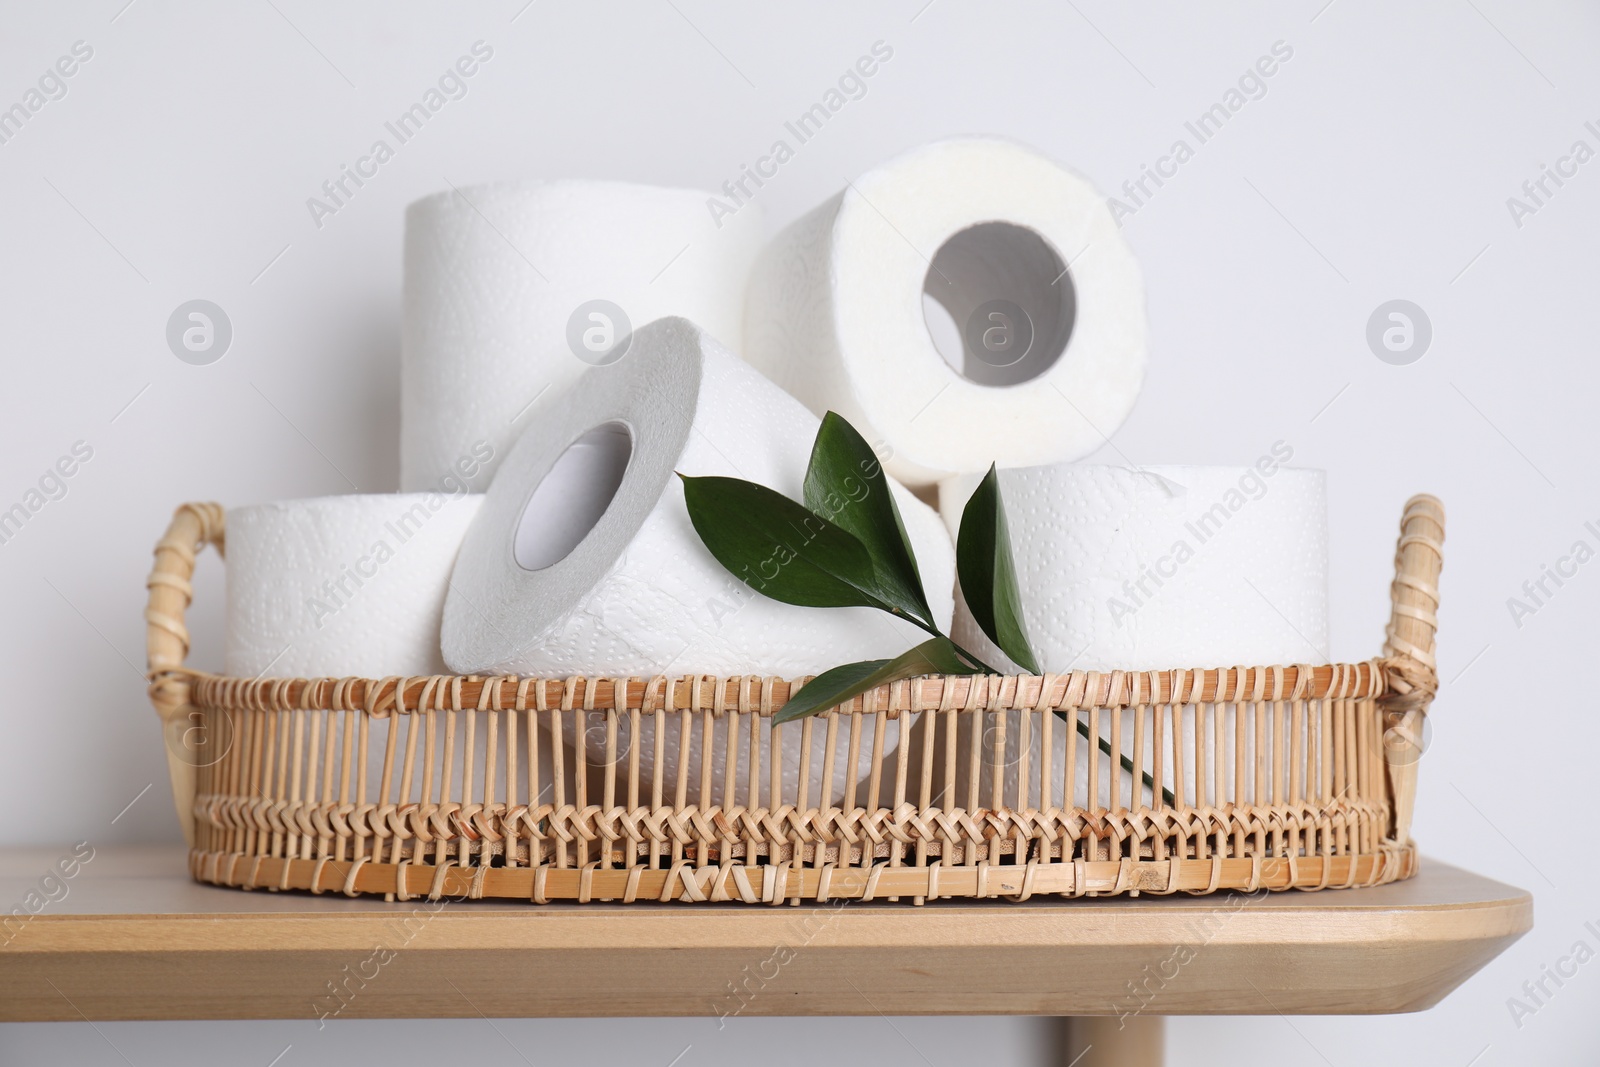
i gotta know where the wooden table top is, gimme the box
[0,845,1530,1022]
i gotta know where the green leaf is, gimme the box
[775,637,983,724]
[1056,711,1175,808]
[680,474,887,610]
[956,464,1041,674]
[803,412,933,627]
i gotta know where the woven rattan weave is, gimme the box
[144,496,1443,904]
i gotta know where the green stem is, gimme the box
[945,643,1175,807]
[881,605,1173,806]
[891,606,943,639]
[944,639,1000,676]
[888,608,1003,675]
[1056,711,1175,808]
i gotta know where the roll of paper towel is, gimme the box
[443,316,955,806]
[939,460,1329,673]
[743,137,1146,488]
[225,493,482,679]
[401,180,764,491]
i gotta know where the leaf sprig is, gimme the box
[681,412,1168,803]
[681,412,1013,722]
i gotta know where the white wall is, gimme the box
[1,1,1595,1064]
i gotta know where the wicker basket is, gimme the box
[143,495,1443,905]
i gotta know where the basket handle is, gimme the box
[145,502,226,847]
[1381,494,1444,844]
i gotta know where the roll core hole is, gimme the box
[921,221,1076,387]
[513,422,633,571]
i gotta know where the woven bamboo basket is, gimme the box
[144,495,1443,905]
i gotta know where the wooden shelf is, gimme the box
[1,845,1529,1023]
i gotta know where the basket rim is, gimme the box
[177,661,1392,716]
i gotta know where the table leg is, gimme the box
[1051,1015,1165,1067]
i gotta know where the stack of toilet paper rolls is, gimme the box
[223,137,1330,812]
[227,179,767,680]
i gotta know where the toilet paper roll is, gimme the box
[743,137,1146,488]
[939,462,1329,673]
[930,463,1321,814]
[225,493,483,678]
[401,180,764,491]
[443,316,954,676]
[443,316,955,806]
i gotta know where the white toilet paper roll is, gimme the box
[443,316,955,806]
[939,461,1329,673]
[443,317,954,676]
[929,463,1321,814]
[743,137,1146,488]
[401,180,763,491]
[225,493,483,678]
